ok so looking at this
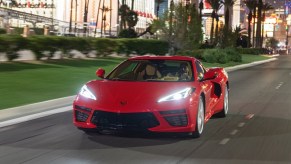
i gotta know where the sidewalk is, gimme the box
[0,57,278,127]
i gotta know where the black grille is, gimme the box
[75,110,89,122]
[91,110,159,131]
[164,115,188,127]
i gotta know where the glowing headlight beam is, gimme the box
[158,87,194,103]
[79,85,96,100]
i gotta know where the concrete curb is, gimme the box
[0,57,278,127]
[0,96,75,122]
[225,58,277,72]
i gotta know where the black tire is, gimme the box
[216,86,229,118]
[191,96,205,138]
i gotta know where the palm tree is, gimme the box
[94,0,102,37]
[109,0,112,35]
[83,0,89,34]
[256,0,263,48]
[252,0,257,47]
[206,0,222,44]
[261,2,273,47]
[131,0,134,10]
[244,0,256,47]
[156,0,165,19]
[223,0,235,31]
[74,0,78,33]
[199,0,204,20]
[69,0,73,32]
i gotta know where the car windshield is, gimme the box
[107,59,194,82]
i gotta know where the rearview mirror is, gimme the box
[96,68,105,78]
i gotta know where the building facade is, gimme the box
[0,0,156,36]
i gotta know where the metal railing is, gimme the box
[0,7,68,26]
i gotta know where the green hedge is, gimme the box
[0,35,169,60]
[178,48,242,64]
[0,28,6,34]
[236,48,264,55]
[0,35,28,61]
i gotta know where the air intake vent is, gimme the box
[164,115,188,127]
[75,110,89,122]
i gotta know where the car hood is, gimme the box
[85,80,193,112]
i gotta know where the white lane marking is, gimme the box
[276,82,284,90]
[219,138,230,145]
[245,114,255,120]
[238,122,245,128]
[230,129,238,136]
[0,106,72,128]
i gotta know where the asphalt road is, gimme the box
[1,56,291,164]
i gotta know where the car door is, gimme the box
[195,61,215,119]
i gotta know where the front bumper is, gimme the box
[73,104,197,133]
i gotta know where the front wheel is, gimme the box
[191,96,205,138]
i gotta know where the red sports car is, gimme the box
[73,56,229,137]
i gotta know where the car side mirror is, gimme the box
[202,71,217,81]
[96,68,105,78]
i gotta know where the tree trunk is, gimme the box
[256,0,262,48]
[157,5,160,19]
[109,0,112,35]
[69,0,73,32]
[225,7,229,31]
[83,0,89,34]
[215,14,219,44]
[210,10,215,44]
[248,11,252,48]
[100,0,105,37]
[252,5,257,47]
[94,0,102,37]
[74,0,77,33]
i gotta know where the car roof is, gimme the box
[128,55,196,61]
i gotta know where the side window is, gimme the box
[195,61,205,81]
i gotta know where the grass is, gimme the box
[0,55,272,110]
[0,57,126,110]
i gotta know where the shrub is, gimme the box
[202,48,241,64]
[202,49,218,63]
[216,51,229,64]
[116,39,168,56]
[92,38,118,56]
[0,35,28,61]
[236,48,263,55]
[177,49,204,60]
[118,29,137,38]
[224,48,242,62]
[0,28,6,34]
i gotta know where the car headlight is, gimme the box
[158,87,194,103]
[79,85,96,100]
